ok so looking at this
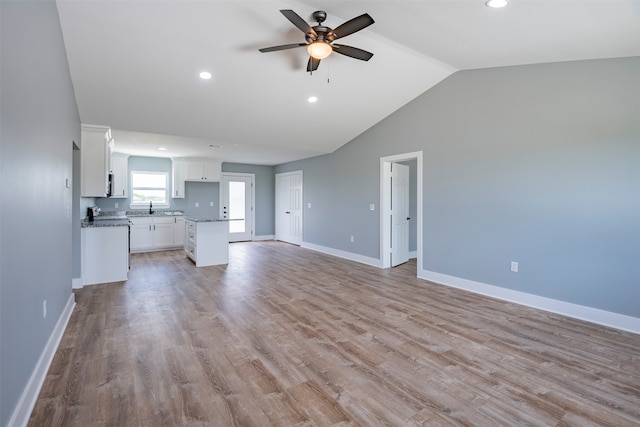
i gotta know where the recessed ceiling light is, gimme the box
[485,0,508,8]
[158,147,167,151]
[208,144,224,148]
[308,96,318,103]
[199,71,212,80]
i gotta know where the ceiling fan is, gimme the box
[259,9,375,73]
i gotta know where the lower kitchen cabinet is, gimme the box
[185,219,229,267]
[129,217,154,251]
[82,226,128,286]
[130,216,186,252]
[174,216,186,247]
[153,217,175,247]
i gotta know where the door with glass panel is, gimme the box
[221,173,254,242]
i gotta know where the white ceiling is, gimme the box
[56,0,640,165]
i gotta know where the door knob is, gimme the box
[285,211,291,214]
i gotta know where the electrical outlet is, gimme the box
[43,300,47,318]
[350,235,354,243]
[210,202,214,207]
[369,204,375,211]
[195,202,199,208]
[510,261,519,273]
[114,202,119,208]
[308,203,312,209]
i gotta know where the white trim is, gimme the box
[380,152,423,272]
[72,277,82,289]
[301,241,382,268]
[253,234,275,241]
[418,268,640,335]
[8,293,76,427]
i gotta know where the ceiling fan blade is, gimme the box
[280,9,317,38]
[330,13,374,40]
[331,44,374,61]
[259,43,307,53]
[307,57,320,72]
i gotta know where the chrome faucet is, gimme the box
[149,201,154,214]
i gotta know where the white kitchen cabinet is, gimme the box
[153,217,175,247]
[184,159,221,182]
[129,217,154,251]
[130,216,185,252]
[171,159,186,198]
[185,219,229,267]
[110,152,129,198]
[81,226,128,285]
[174,216,186,247]
[81,124,112,197]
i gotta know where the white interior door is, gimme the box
[221,174,254,242]
[275,171,303,245]
[391,163,410,266]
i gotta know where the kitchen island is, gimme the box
[184,217,232,267]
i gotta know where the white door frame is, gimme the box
[221,172,255,242]
[380,151,423,271]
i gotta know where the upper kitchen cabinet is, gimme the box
[185,159,221,182]
[171,159,186,198]
[81,124,112,197]
[110,152,129,198]
[172,158,221,199]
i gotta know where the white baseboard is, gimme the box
[72,277,82,289]
[8,293,76,427]
[253,234,275,241]
[419,268,640,335]
[301,242,382,268]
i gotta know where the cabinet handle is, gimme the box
[149,225,151,231]
[122,189,125,196]
[153,225,156,231]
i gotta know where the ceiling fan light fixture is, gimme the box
[307,41,332,60]
[485,0,508,8]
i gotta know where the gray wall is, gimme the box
[276,57,640,318]
[94,159,276,236]
[0,1,80,424]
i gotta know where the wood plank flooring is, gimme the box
[29,241,640,426]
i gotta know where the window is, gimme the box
[130,171,168,207]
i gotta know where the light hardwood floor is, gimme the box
[29,241,640,426]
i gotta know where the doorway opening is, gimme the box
[380,151,423,272]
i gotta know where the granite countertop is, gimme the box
[125,210,184,217]
[184,216,239,222]
[81,210,185,227]
[81,218,130,228]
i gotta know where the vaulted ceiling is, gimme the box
[56,1,640,165]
